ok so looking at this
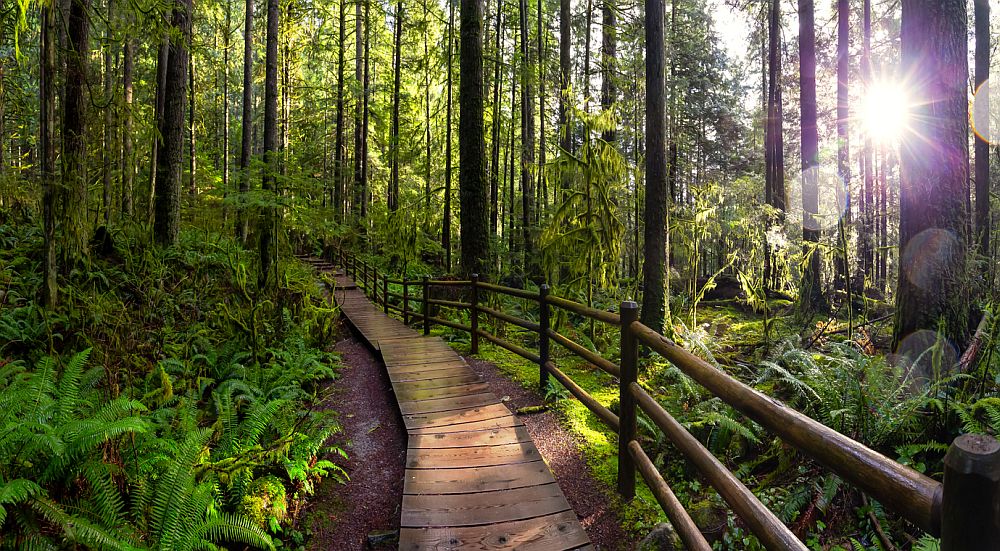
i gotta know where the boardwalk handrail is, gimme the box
[326,246,1000,548]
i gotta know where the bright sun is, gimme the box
[861,81,911,143]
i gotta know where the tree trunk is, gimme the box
[834,0,849,292]
[600,0,615,144]
[102,0,115,225]
[259,0,279,288]
[444,0,455,271]
[798,0,825,313]
[334,0,346,217]
[62,0,90,264]
[153,0,191,246]
[894,0,971,350]
[189,49,197,197]
[640,0,668,333]
[519,0,536,278]
[583,0,592,110]
[859,0,874,286]
[423,0,432,220]
[361,0,370,218]
[237,0,253,242]
[222,2,230,221]
[459,0,489,276]
[389,0,403,212]
[558,0,571,195]
[150,36,169,223]
[537,0,546,218]
[122,35,135,217]
[974,0,991,258]
[40,5,58,306]
[763,0,784,290]
[489,2,503,236]
[354,0,364,218]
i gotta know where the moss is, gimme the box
[241,475,289,533]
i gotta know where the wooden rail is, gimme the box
[328,247,1000,550]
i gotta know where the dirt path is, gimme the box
[305,335,406,550]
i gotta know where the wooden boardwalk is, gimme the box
[303,257,593,551]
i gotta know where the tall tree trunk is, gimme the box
[281,17,289,179]
[102,0,115,225]
[62,0,90,264]
[834,0,849,292]
[444,0,455,271]
[582,0,592,110]
[600,0,615,144]
[859,0,874,286]
[537,0,546,218]
[237,0,253,242]
[189,49,197,197]
[519,0,536,278]
[122,36,135,217]
[222,2,230,221]
[422,0,432,220]
[150,36,169,222]
[353,0,364,217]
[640,0,668,333]
[154,0,191,246]
[459,0,489,276]
[389,0,403,211]
[40,4,58,305]
[894,0,971,350]
[798,0,825,313]
[334,0,346,217]
[361,0,370,218]
[489,3,503,236]
[259,0,279,288]
[763,0,784,289]
[974,0,991,258]
[558,0,571,195]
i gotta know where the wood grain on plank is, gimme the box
[404,460,554,494]
[401,483,572,527]
[397,510,590,551]
[408,426,534,449]
[406,442,542,469]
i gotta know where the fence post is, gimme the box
[371,264,377,296]
[538,284,551,392]
[403,279,409,325]
[470,274,480,354]
[941,433,1000,550]
[423,276,431,335]
[617,301,639,500]
[362,262,368,293]
[383,275,389,314]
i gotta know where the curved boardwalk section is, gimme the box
[305,257,593,551]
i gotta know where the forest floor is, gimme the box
[303,322,637,550]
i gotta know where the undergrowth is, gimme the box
[0,220,344,549]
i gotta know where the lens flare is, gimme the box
[861,81,910,143]
[971,79,999,145]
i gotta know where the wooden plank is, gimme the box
[408,426,533,449]
[394,382,491,402]
[407,415,524,435]
[399,393,498,415]
[402,403,513,430]
[390,367,476,383]
[386,361,470,377]
[403,460,554,494]
[390,374,484,391]
[406,442,542,469]
[401,483,572,527]
[398,510,590,551]
[383,352,465,366]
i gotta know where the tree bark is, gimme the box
[189,47,197,197]
[640,0,668,333]
[222,2,230,221]
[334,0,346,217]
[389,0,403,211]
[763,0,784,289]
[237,0,253,242]
[537,0,546,218]
[259,0,279,287]
[558,0,571,195]
[354,0,364,218]
[859,0,874,286]
[519,0,536,277]
[974,0,990,258]
[102,0,115,225]
[63,0,90,264]
[459,0,489,276]
[600,0,615,144]
[150,36,170,223]
[422,0,432,219]
[895,0,971,350]
[40,5,58,306]
[444,0,455,271]
[122,35,135,217]
[153,0,191,246]
[489,2,503,236]
[361,0,371,218]
[834,0,849,292]
[798,0,825,313]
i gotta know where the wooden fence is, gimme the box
[330,247,1000,551]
